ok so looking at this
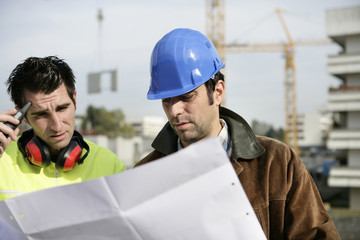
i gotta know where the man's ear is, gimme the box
[214,80,225,106]
[73,90,77,109]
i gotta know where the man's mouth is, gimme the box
[50,132,66,141]
[174,122,190,130]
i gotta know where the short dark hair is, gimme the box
[204,70,224,105]
[6,56,76,108]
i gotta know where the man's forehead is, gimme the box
[162,84,203,100]
[24,85,71,106]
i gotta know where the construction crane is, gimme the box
[206,0,226,62]
[206,0,226,105]
[206,1,331,154]
[278,8,297,154]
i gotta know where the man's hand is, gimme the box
[0,109,20,158]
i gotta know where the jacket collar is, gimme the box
[219,107,265,160]
[151,106,265,160]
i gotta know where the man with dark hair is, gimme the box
[0,56,126,201]
[135,28,341,239]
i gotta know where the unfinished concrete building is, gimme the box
[326,5,360,209]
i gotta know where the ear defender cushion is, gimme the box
[56,140,83,171]
[25,137,51,167]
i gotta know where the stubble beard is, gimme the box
[171,117,207,146]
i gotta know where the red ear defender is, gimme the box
[56,141,83,171]
[25,137,51,167]
[18,129,90,171]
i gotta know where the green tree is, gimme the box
[251,119,284,142]
[81,105,135,138]
[265,126,284,142]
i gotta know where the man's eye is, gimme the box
[34,112,47,117]
[180,95,193,102]
[57,105,69,111]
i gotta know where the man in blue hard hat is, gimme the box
[135,28,340,239]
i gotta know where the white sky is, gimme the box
[1,0,359,128]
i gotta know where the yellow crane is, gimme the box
[206,0,226,105]
[206,0,226,62]
[277,8,297,154]
[206,1,331,154]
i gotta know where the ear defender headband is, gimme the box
[18,129,90,171]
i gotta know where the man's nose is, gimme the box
[168,98,184,117]
[49,113,63,131]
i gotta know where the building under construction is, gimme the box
[326,5,360,210]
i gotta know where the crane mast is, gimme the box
[206,0,226,61]
[276,8,299,154]
[206,0,226,104]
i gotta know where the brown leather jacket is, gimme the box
[135,107,341,239]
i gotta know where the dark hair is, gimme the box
[204,70,225,105]
[6,56,76,108]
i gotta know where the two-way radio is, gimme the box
[3,102,32,137]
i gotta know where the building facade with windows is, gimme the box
[325,5,360,209]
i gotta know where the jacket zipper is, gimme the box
[55,168,59,186]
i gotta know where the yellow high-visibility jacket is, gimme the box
[0,139,126,201]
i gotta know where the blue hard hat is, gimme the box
[147,28,225,100]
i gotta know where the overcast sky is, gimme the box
[1,0,359,128]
